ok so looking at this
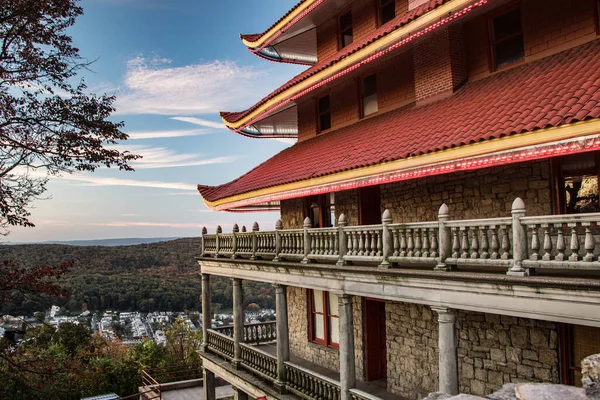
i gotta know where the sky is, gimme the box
[7,0,305,243]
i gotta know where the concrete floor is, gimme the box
[161,385,234,400]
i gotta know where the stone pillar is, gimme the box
[201,273,211,352]
[435,203,453,271]
[232,223,239,259]
[203,368,216,400]
[302,217,312,264]
[432,307,458,395]
[379,209,392,269]
[232,278,244,369]
[508,197,529,276]
[338,294,356,400]
[274,284,290,393]
[274,219,283,262]
[233,386,249,400]
[337,214,348,266]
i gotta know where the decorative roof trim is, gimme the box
[200,119,600,210]
[223,0,486,132]
[241,0,323,51]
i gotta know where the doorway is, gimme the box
[359,186,382,225]
[364,299,387,381]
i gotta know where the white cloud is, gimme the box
[126,128,211,140]
[94,221,205,228]
[170,116,226,129]
[108,144,239,169]
[114,57,289,116]
[273,138,296,145]
[56,174,197,191]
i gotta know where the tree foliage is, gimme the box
[0,0,141,233]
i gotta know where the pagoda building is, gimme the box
[197,0,600,399]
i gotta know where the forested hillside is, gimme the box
[0,238,274,314]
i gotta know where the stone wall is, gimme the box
[386,302,439,399]
[286,286,364,380]
[280,197,304,229]
[455,311,560,397]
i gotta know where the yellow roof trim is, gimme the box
[203,118,600,208]
[241,0,319,48]
[225,0,474,130]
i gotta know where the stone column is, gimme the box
[232,278,244,369]
[201,273,211,352]
[233,386,249,400]
[274,284,290,393]
[508,197,529,276]
[338,294,356,400]
[203,368,216,400]
[432,307,458,395]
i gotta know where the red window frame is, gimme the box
[488,5,525,71]
[377,0,396,26]
[307,289,339,348]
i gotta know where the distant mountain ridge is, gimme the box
[8,237,182,246]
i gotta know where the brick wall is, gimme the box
[287,286,364,380]
[466,0,598,80]
[413,25,467,104]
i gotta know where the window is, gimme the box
[304,194,333,228]
[317,95,331,133]
[555,152,600,214]
[490,8,524,70]
[339,11,353,48]
[378,0,395,26]
[560,324,600,386]
[361,74,378,117]
[308,290,339,348]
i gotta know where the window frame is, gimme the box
[487,5,525,72]
[359,73,379,118]
[552,152,600,215]
[377,0,396,27]
[316,94,332,134]
[307,289,339,349]
[338,9,354,49]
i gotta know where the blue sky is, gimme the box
[8,0,303,243]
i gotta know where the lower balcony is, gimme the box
[203,324,401,400]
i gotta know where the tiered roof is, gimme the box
[200,40,600,211]
[223,0,489,138]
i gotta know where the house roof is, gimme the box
[221,0,467,128]
[200,39,600,208]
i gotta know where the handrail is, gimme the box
[284,361,341,400]
[201,199,600,275]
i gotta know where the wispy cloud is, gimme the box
[56,174,196,191]
[171,116,226,130]
[94,221,205,228]
[120,213,140,217]
[108,144,239,169]
[273,138,296,145]
[114,57,292,116]
[126,128,211,140]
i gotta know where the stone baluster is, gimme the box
[380,209,392,268]
[452,228,460,259]
[407,229,414,257]
[508,197,529,276]
[422,228,430,258]
[414,229,422,258]
[500,226,510,260]
[542,224,552,261]
[392,228,400,257]
[430,228,439,258]
[202,227,207,255]
[400,229,408,257]
[337,214,348,266]
[569,223,580,261]
[358,230,365,256]
[470,227,480,259]
[231,224,239,259]
[370,230,377,257]
[302,217,312,264]
[529,225,540,261]
[555,224,566,261]
[490,226,499,259]
[460,228,469,259]
[215,225,222,258]
[250,222,259,260]
[480,226,489,259]
[583,222,595,262]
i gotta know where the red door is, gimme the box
[364,299,387,381]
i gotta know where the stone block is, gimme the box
[491,348,507,363]
[530,328,549,347]
[533,367,552,381]
[488,370,504,386]
[471,380,486,396]
[510,326,528,348]
[475,368,486,381]
[517,364,534,378]
[462,363,474,379]
[522,350,538,361]
[538,348,557,366]
[506,347,521,363]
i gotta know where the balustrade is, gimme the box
[206,329,234,360]
[240,344,278,381]
[285,362,341,400]
[213,321,277,344]
[201,198,600,275]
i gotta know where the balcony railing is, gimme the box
[206,326,342,398]
[213,321,277,344]
[202,198,600,276]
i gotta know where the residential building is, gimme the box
[197,0,600,399]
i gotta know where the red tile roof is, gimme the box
[240,0,313,45]
[201,40,600,203]
[222,0,453,124]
